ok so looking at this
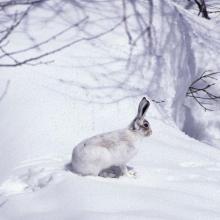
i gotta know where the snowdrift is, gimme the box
[0,0,220,219]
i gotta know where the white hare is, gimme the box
[71,97,152,177]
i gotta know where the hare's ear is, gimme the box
[137,97,150,119]
[129,97,150,130]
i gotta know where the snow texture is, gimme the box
[0,0,220,219]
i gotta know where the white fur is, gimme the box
[71,97,152,177]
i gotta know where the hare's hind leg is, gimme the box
[72,155,101,176]
[99,166,123,178]
[73,163,101,176]
[82,166,101,176]
[75,146,111,176]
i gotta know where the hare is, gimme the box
[71,97,152,177]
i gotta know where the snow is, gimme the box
[1,116,220,220]
[0,0,220,219]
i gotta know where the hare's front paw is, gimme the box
[126,169,137,178]
[129,169,137,176]
[120,165,137,178]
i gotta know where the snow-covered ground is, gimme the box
[1,80,220,219]
[0,0,220,219]
[1,87,220,219]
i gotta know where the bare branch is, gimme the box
[0,6,32,45]
[186,70,220,111]
[0,0,46,8]
[122,0,133,44]
[0,16,89,60]
[194,0,210,19]
[0,18,124,67]
[0,80,10,102]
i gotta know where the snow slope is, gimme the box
[1,74,220,219]
[1,125,220,220]
[0,0,220,219]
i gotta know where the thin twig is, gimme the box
[0,80,10,102]
[186,70,220,111]
[0,19,124,67]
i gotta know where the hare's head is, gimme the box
[129,97,152,137]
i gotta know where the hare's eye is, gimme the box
[143,121,149,128]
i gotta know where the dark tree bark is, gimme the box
[194,0,210,19]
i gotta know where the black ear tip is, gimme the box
[142,97,150,105]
